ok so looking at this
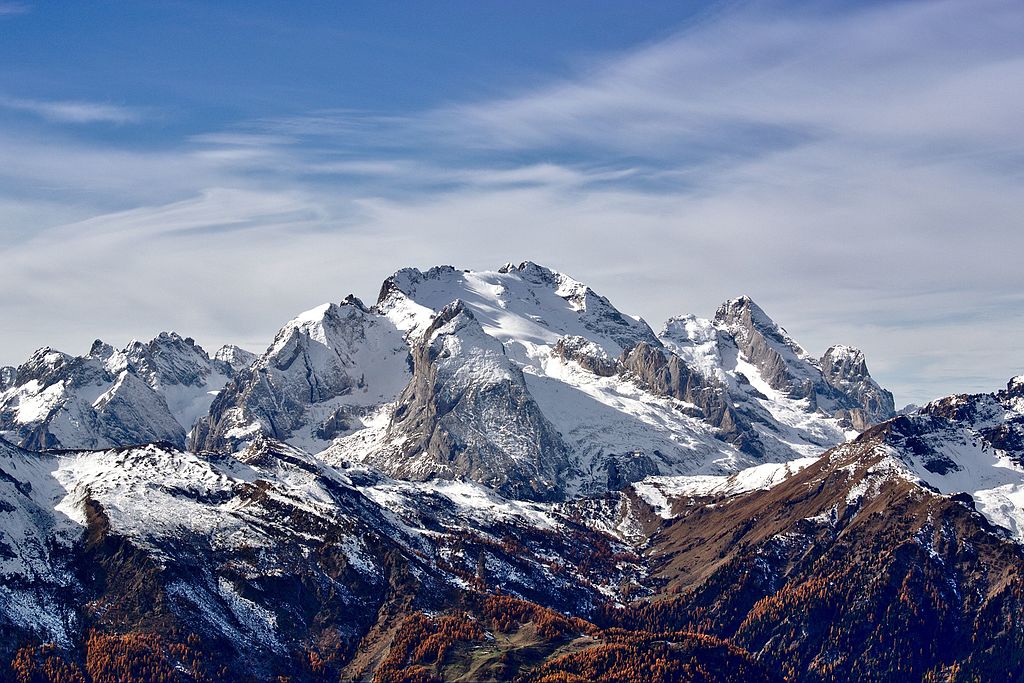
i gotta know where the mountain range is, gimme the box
[1,261,1020,683]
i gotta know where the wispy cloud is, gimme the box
[0,2,29,16]
[0,96,143,124]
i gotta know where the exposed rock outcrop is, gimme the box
[190,298,410,453]
[618,342,763,455]
[821,344,896,426]
[377,301,570,501]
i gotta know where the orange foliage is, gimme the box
[10,644,85,683]
[480,594,594,640]
[374,613,484,683]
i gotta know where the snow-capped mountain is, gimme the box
[0,334,250,450]
[192,262,893,498]
[190,296,410,454]
[662,297,895,448]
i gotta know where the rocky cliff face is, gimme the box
[375,301,570,501]
[617,341,763,456]
[190,297,410,454]
[661,296,896,455]
[820,344,896,428]
[713,296,812,397]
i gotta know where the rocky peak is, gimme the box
[424,298,474,340]
[501,260,559,284]
[0,366,14,391]
[88,339,116,361]
[191,298,411,454]
[713,296,813,399]
[342,293,369,312]
[820,344,895,424]
[376,265,459,309]
[2,332,236,452]
[123,331,215,389]
[714,295,797,350]
[16,347,78,386]
[821,345,868,381]
[213,344,257,372]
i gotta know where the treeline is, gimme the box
[10,632,225,683]
[520,630,780,683]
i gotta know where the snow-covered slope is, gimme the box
[862,376,1024,540]
[0,333,244,450]
[632,457,819,519]
[376,262,660,357]
[0,434,639,674]
[628,374,1024,544]
[0,438,80,646]
[659,296,895,460]
[191,296,411,454]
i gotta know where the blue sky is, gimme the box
[1,0,1022,405]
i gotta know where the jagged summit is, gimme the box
[213,344,257,371]
[88,339,115,360]
[0,333,242,450]
[714,295,801,350]
[190,295,410,454]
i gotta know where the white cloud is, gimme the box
[0,96,142,124]
[0,3,29,16]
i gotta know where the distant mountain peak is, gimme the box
[213,344,256,371]
[714,295,800,352]
[0,332,240,451]
[88,339,115,360]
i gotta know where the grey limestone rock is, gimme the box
[378,301,570,501]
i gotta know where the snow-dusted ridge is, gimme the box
[0,333,252,451]
[632,457,820,519]
[855,378,1024,541]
